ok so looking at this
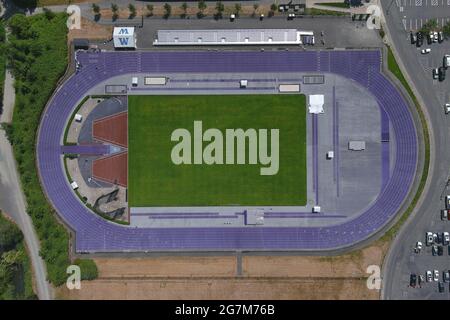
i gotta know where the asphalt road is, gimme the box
[0,67,52,300]
[381,2,450,299]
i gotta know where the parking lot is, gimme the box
[393,0,450,31]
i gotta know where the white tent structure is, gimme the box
[113,27,136,49]
[308,94,324,114]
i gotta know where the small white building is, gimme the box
[308,94,324,114]
[246,209,264,225]
[240,80,248,88]
[113,27,136,49]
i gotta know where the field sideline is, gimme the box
[128,94,307,207]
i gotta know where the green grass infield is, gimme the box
[128,94,307,206]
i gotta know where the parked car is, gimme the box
[433,68,439,79]
[444,55,450,69]
[410,32,416,44]
[433,244,438,256]
[438,31,444,43]
[434,270,440,281]
[419,275,424,285]
[287,13,295,20]
[416,32,423,47]
[438,66,446,81]
[442,209,449,219]
[446,195,450,209]
[433,31,438,42]
[439,282,445,293]
[426,232,434,246]
[427,33,433,45]
[410,274,417,287]
[415,241,423,252]
[438,245,444,256]
[421,48,431,54]
[426,270,433,282]
[443,270,450,283]
[437,233,443,244]
[444,232,450,245]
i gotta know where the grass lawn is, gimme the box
[128,94,307,206]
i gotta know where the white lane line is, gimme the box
[403,18,407,30]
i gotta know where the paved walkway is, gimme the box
[0,43,52,299]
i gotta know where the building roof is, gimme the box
[113,27,135,36]
[308,94,324,114]
[154,29,304,46]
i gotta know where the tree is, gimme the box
[214,1,224,19]
[234,3,242,17]
[111,3,119,21]
[11,0,37,9]
[197,0,207,18]
[163,3,172,19]
[420,19,438,34]
[128,4,136,19]
[252,3,259,17]
[92,4,101,21]
[443,21,450,37]
[146,4,154,17]
[269,3,277,17]
[180,2,188,18]
[0,215,22,252]
[43,8,55,20]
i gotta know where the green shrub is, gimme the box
[74,259,98,280]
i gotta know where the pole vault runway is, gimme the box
[37,50,418,252]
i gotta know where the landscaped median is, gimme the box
[5,12,97,286]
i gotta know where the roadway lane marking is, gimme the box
[416,0,422,5]
[432,0,438,5]
[403,18,407,30]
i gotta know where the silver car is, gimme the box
[426,270,433,282]
[426,232,434,246]
[434,270,440,282]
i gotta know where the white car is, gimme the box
[415,241,423,252]
[444,232,450,245]
[426,270,433,282]
[426,232,434,246]
[433,68,439,79]
[433,31,438,42]
[421,48,431,54]
[434,270,440,282]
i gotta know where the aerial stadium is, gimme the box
[36,29,418,253]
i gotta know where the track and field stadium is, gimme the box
[37,50,418,252]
